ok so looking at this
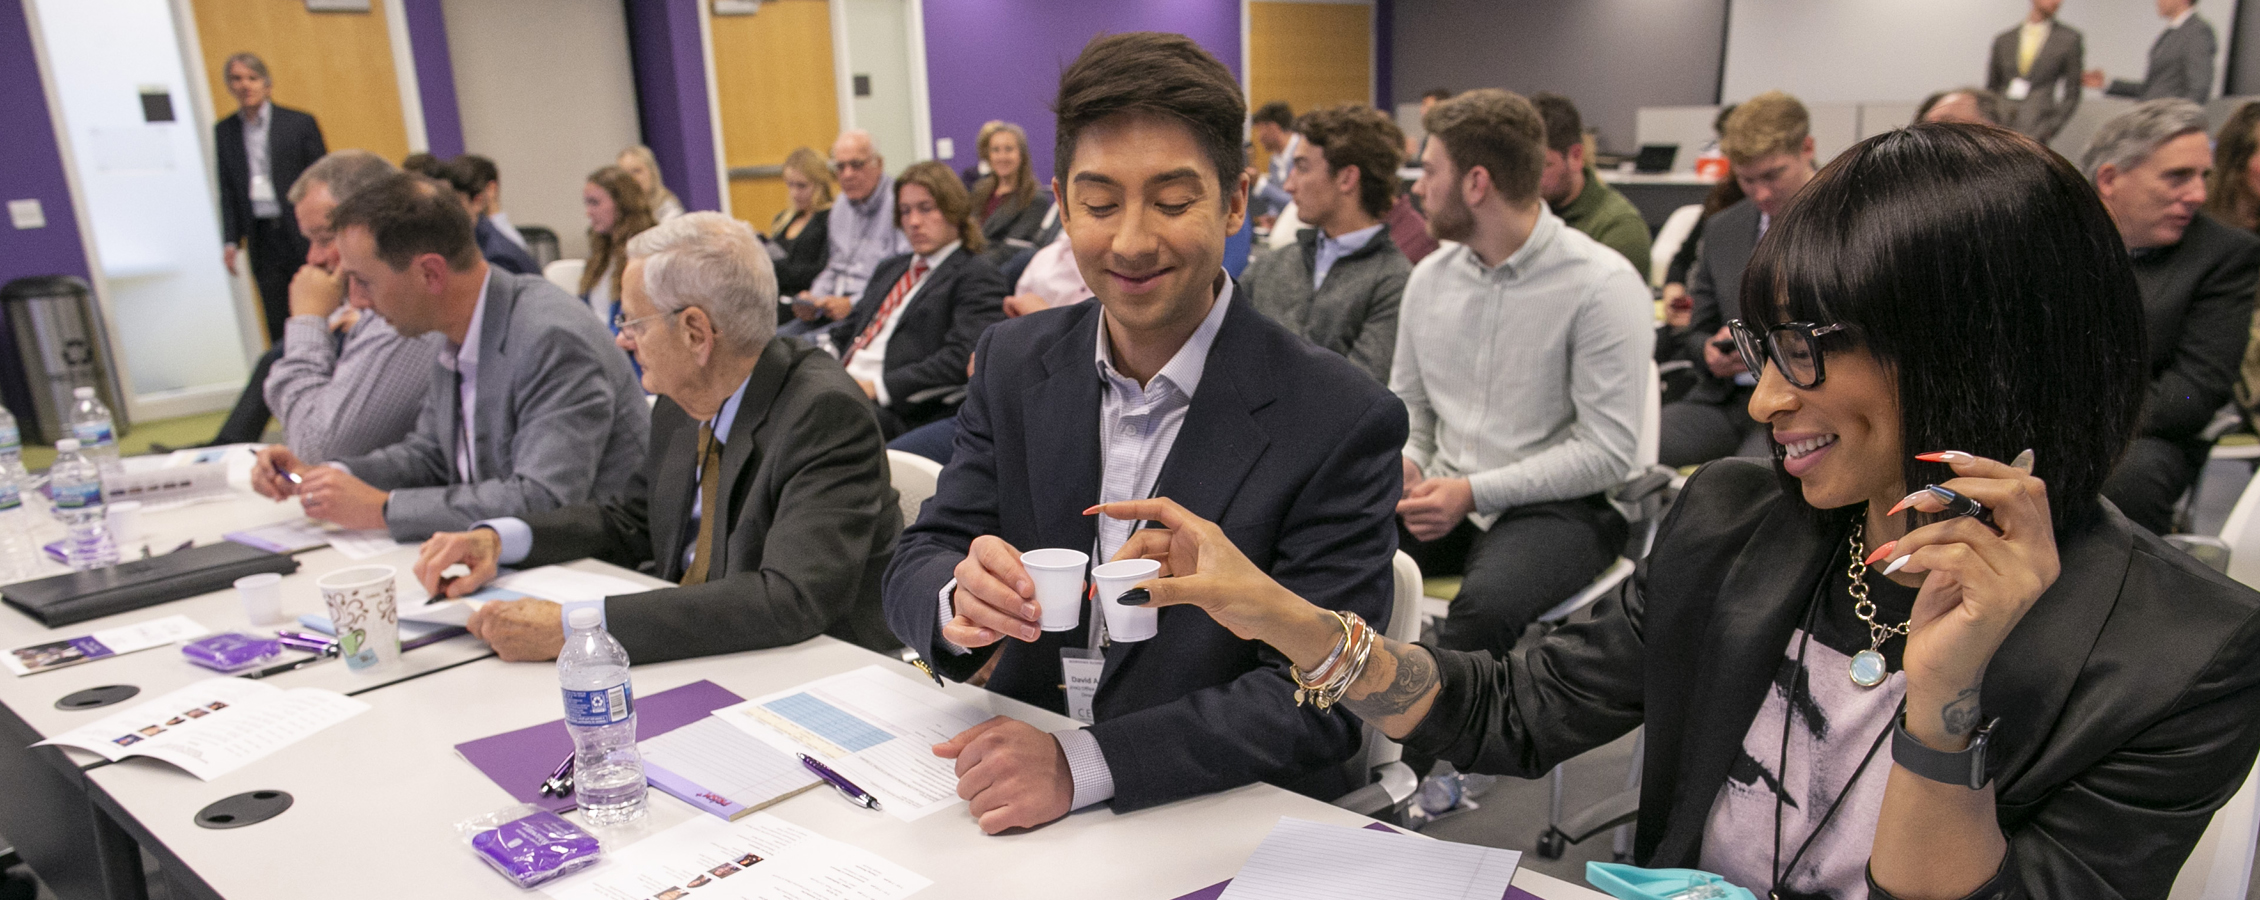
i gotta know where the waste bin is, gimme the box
[1,276,128,445]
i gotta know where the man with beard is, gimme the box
[1392,88,1653,656]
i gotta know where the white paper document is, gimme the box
[640,716,820,820]
[541,812,930,900]
[493,567,658,604]
[222,519,399,559]
[714,665,990,821]
[4,614,208,675]
[325,529,403,560]
[1218,817,1522,900]
[34,677,369,780]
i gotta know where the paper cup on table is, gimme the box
[106,501,142,545]
[1019,548,1089,632]
[1092,558,1162,642]
[235,572,286,626]
[317,565,400,671]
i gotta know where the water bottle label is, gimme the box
[71,422,113,446]
[562,682,633,726]
[0,482,18,511]
[52,480,100,509]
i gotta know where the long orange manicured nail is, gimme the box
[1915,451,1962,463]
[1863,540,1897,566]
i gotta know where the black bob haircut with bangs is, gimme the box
[1740,122,2145,535]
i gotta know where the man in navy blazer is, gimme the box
[213,53,327,343]
[883,32,1406,834]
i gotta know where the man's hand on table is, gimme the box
[933,716,1075,834]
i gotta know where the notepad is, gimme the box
[640,716,820,820]
[1216,817,1523,900]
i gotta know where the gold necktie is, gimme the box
[2018,27,2041,76]
[681,422,722,586]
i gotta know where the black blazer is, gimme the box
[1671,200,1764,404]
[769,208,831,298]
[882,294,1409,811]
[213,104,326,245]
[515,337,901,663]
[826,248,1007,431]
[478,217,542,276]
[1406,459,2260,897]
[972,179,1052,265]
[2130,212,2260,447]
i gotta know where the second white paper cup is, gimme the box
[1091,558,1162,642]
[235,572,285,626]
[1020,548,1089,632]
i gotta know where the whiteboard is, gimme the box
[1721,0,2236,106]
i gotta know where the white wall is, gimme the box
[841,0,922,170]
[31,0,247,416]
[441,0,641,261]
[1723,0,2239,105]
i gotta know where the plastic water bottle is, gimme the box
[49,439,115,570]
[65,387,119,477]
[0,403,22,467]
[558,607,646,826]
[0,463,39,582]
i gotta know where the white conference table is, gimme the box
[84,635,1605,900]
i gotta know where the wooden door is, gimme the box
[711,0,840,232]
[187,0,409,162]
[1247,1,1375,175]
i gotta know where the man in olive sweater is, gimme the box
[1534,93,1650,279]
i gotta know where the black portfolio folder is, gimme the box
[1,542,300,628]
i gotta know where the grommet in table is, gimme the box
[55,684,139,711]
[194,790,293,829]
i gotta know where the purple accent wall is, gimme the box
[401,0,464,158]
[921,0,1242,186]
[624,0,721,213]
[0,0,89,287]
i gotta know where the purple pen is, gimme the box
[539,751,575,798]
[798,753,882,810]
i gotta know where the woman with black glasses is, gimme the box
[1090,124,2260,898]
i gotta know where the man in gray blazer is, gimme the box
[1243,103,1410,384]
[411,213,901,663]
[2087,0,2216,104]
[1986,0,2083,142]
[251,172,647,541]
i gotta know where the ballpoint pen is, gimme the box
[797,753,882,810]
[242,645,337,679]
[539,751,575,798]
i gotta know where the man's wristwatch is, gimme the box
[1893,712,1998,790]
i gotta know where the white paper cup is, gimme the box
[106,500,142,545]
[1092,558,1162,642]
[316,565,400,671]
[235,572,286,626]
[1019,548,1089,632]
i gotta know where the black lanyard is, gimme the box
[1771,571,1896,900]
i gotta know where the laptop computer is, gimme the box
[1633,144,1679,174]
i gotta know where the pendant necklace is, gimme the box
[1845,522,1909,688]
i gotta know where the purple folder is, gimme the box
[453,679,746,813]
[1170,822,1539,900]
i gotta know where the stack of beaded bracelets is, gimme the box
[1290,610,1376,711]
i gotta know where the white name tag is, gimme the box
[249,174,277,204]
[2006,78,2033,101]
[1061,649,1103,725]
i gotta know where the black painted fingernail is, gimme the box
[1117,588,1149,606]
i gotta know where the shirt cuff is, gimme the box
[475,518,533,565]
[1052,728,1116,811]
[325,460,353,477]
[872,376,891,408]
[936,578,970,655]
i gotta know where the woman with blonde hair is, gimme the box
[768,147,834,299]
[967,121,1050,265]
[2205,102,2260,232]
[581,165,658,328]
[616,144,684,221]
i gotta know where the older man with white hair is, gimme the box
[788,129,914,332]
[414,212,903,662]
[2086,98,2260,533]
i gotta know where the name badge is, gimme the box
[249,174,277,204]
[2006,78,2033,101]
[1061,649,1102,725]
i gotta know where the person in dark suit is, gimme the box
[411,213,900,663]
[884,32,1406,835]
[213,53,327,344]
[825,161,1006,438]
[1985,0,2083,143]
[2085,99,2260,534]
[2086,0,2217,103]
[1658,92,1816,469]
[1108,123,2260,900]
[968,122,1052,266]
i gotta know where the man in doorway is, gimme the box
[789,130,913,334]
[1533,92,1650,277]
[1986,0,2083,142]
[2086,0,2217,103]
[214,52,327,344]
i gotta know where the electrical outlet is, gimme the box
[936,137,954,160]
[8,199,44,230]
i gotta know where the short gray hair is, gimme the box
[223,52,270,83]
[2083,99,2209,180]
[625,212,776,355]
[287,149,396,206]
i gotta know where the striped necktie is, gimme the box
[843,259,929,366]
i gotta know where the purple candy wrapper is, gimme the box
[180,633,283,673]
[469,810,603,888]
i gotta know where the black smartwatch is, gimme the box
[1893,712,1998,790]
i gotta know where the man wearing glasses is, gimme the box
[788,130,914,334]
[411,213,902,663]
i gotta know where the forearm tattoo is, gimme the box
[1942,687,1982,737]
[1343,638,1437,721]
